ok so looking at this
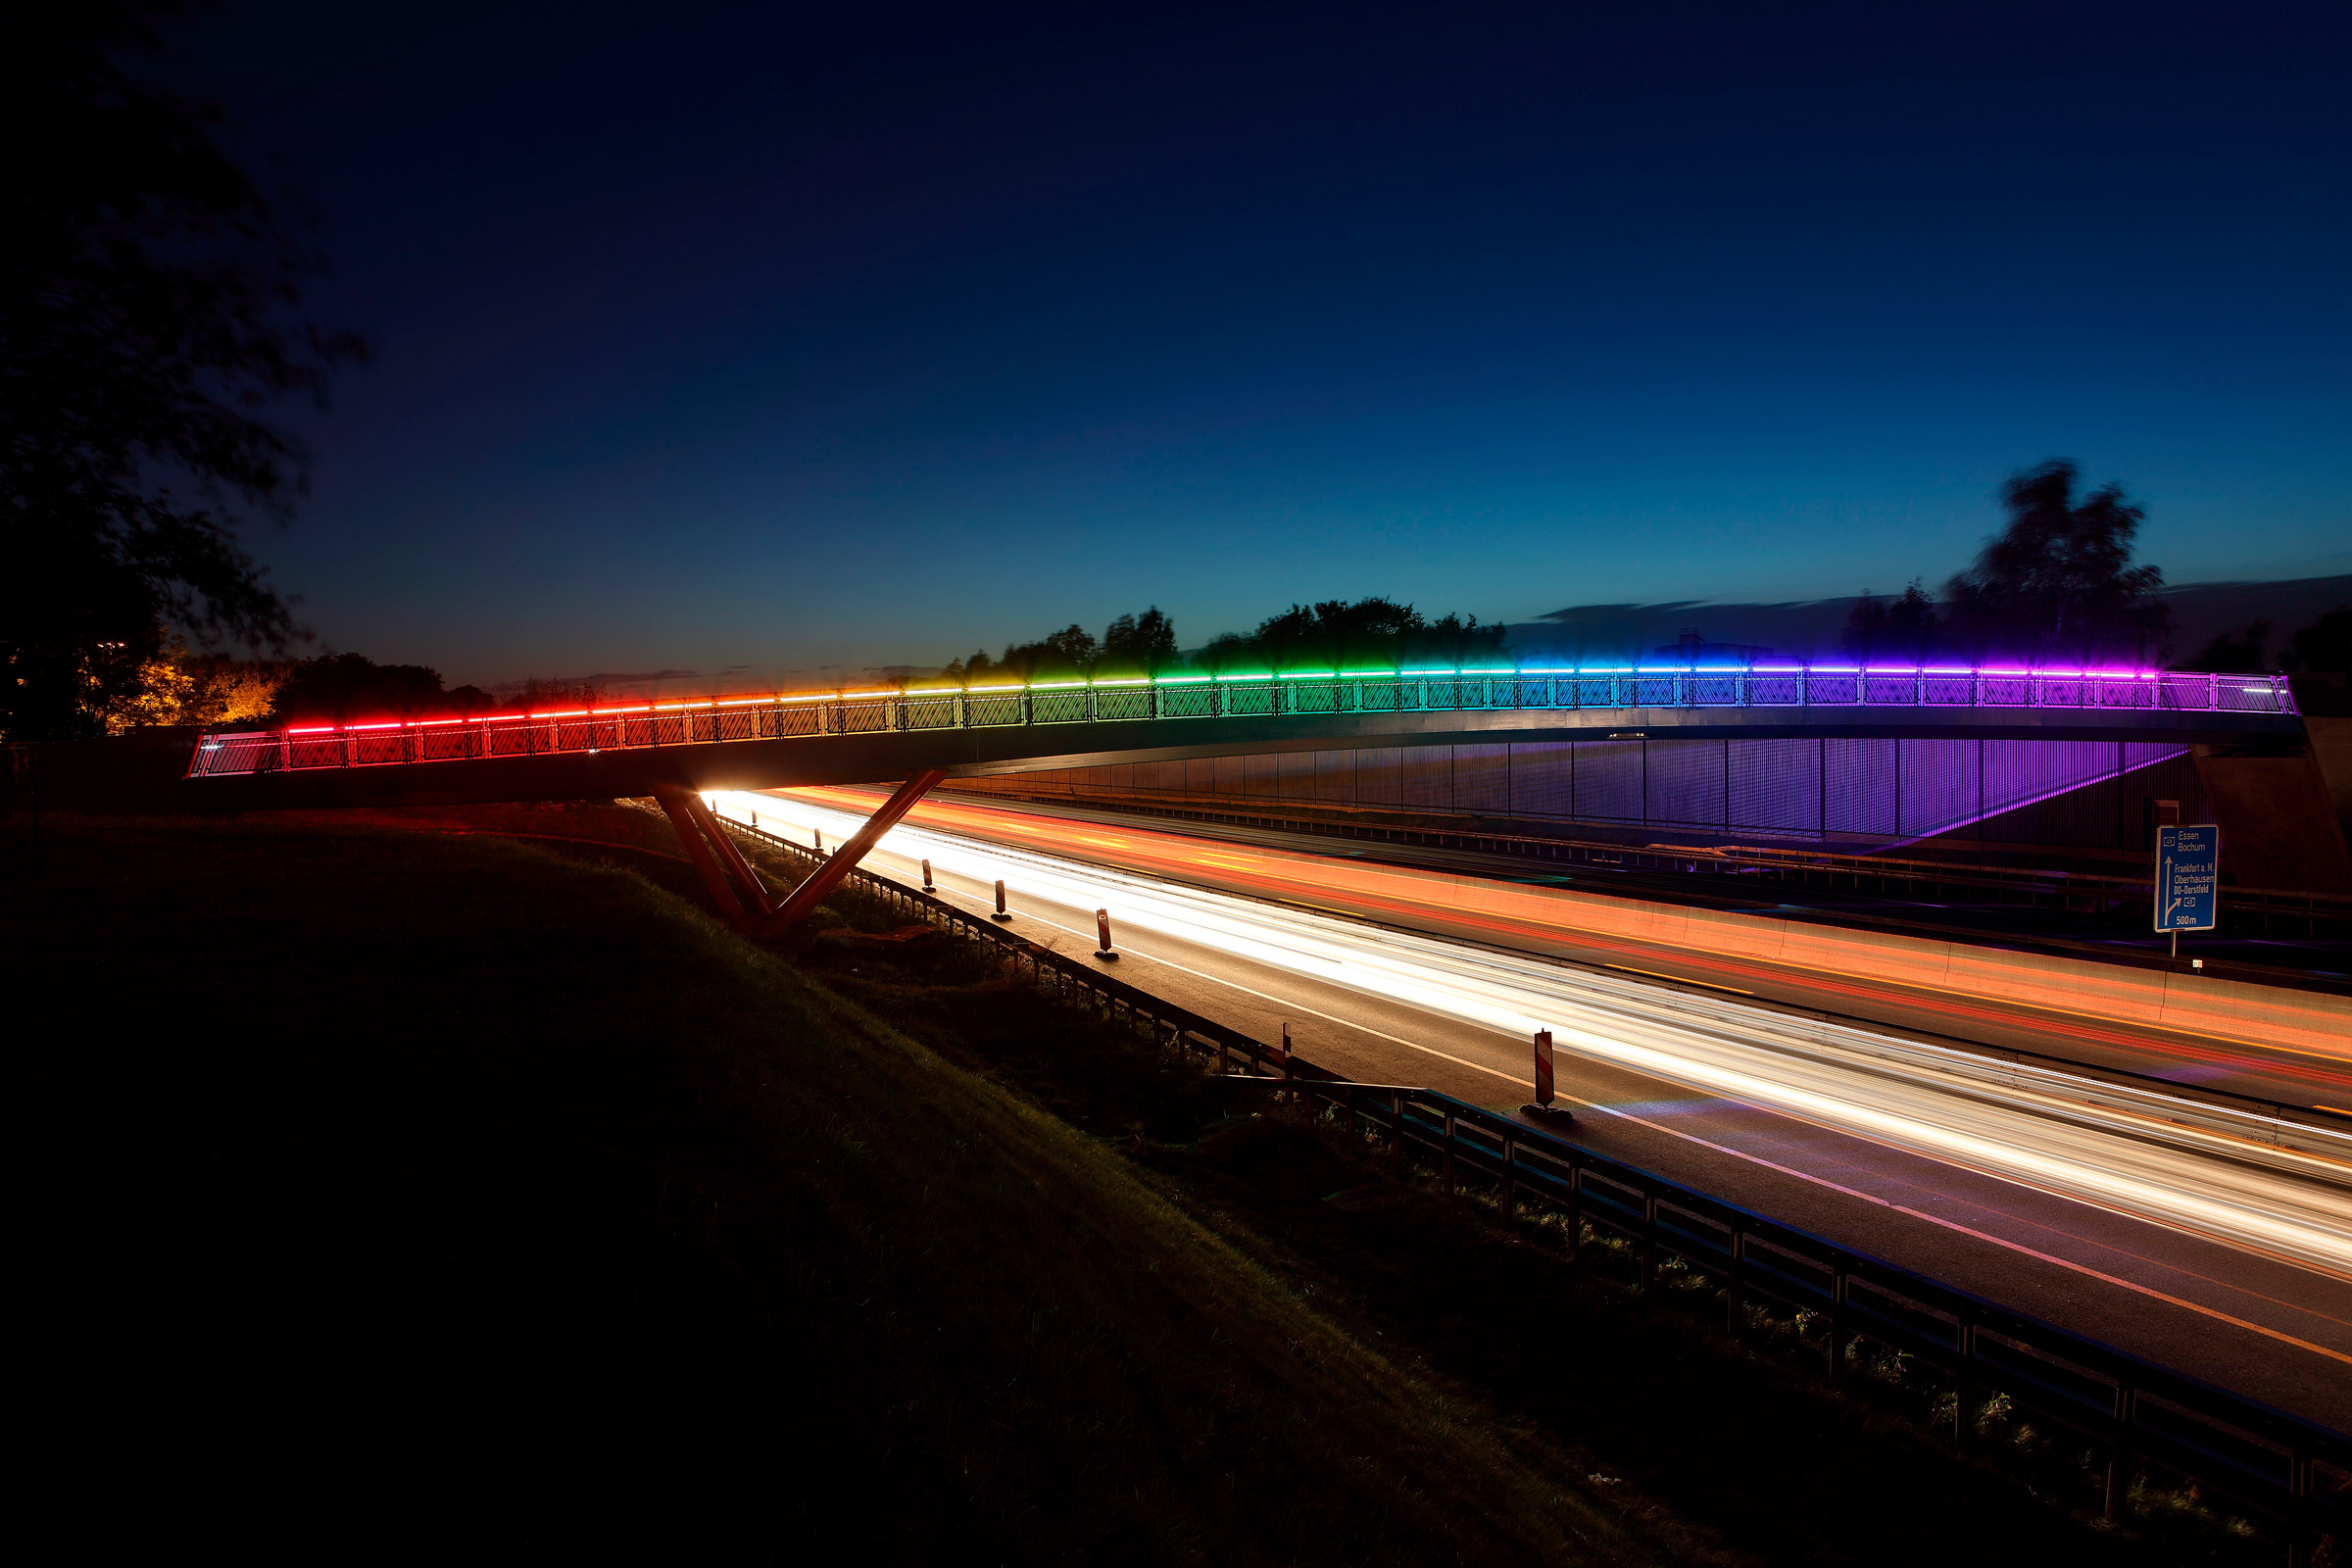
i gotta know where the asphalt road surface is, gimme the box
[725,787,2352,1426]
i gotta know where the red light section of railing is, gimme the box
[183,666,2300,779]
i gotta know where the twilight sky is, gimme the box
[175,1,2349,690]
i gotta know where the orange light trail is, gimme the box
[724,787,2352,1280]
[818,789,2352,1091]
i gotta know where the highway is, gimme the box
[717,787,2352,1424]
[809,791,2352,1106]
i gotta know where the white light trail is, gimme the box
[712,790,2352,1277]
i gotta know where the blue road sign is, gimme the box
[2155,825,2220,932]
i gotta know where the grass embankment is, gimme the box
[11,811,1658,1561]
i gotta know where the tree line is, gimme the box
[941,598,1508,684]
[1839,460,2348,672]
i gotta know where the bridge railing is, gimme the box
[183,665,2300,778]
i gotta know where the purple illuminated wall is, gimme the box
[970,738,2208,855]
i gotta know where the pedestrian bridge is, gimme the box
[183,663,2300,810]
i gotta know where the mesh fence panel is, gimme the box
[2219,678,2288,711]
[1093,688,1152,720]
[1645,738,1727,828]
[1286,681,1347,714]
[1824,739,1898,837]
[2036,675,2089,709]
[1454,744,1510,813]
[1573,739,1643,821]
[1727,737,1821,833]
[1806,673,1861,706]
[1221,683,1277,716]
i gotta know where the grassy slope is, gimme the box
[10,815,1674,1561]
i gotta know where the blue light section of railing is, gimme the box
[182,665,2300,779]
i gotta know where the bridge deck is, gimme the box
[183,666,2303,808]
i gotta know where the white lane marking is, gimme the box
[909,853,2352,1363]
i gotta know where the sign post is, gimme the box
[2154,825,2220,958]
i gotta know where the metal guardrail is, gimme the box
[716,811,2346,1558]
[1233,1075,2350,1556]
[183,665,2300,778]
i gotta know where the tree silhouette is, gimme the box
[1230,598,1505,671]
[2177,621,2271,674]
[1839,581,1942,662]
[1942,461,2168,663]
[268,654,448,726]
[2283,606,2352,674]
[1101,607,1177,673]
[2,4,364,740]
[944,598,1503,681]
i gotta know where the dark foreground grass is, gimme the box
[10,813,1670,1562]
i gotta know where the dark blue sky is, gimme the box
[179,1,2349,689]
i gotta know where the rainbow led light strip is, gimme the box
[245,662,2284,739]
